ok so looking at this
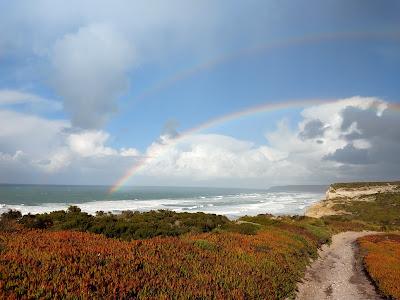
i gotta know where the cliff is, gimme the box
[305,181,400,218]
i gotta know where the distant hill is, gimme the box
[266,185,328,193]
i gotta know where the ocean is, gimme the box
[0,184,326,218]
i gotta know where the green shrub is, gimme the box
[1,210,22,220]
[18,209,231,240]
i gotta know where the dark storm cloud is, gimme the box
[161,119,180,139]
[324,144,373,165]
[326,105,400,166]
[341,106,400,141]
[299,119,328,140]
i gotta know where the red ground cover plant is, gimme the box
[358,234,400,299]
[0,226,322,299]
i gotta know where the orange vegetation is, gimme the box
[0,225,322,299]
[358,234,400,299]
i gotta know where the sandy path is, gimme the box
[296,231,382,300]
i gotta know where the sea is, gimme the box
[0,184,327,219]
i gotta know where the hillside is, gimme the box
[306,181,400,221]
[0,213,330,299]
[1,182,399,299]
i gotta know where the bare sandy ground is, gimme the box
[296,231,382,300]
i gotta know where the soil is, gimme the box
[295,231,383,300]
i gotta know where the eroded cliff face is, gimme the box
[306,182,400,218]
[326,183,399,201]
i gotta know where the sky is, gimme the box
[0,0,399,188]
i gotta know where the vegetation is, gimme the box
[331,181,400,189]
[358,234,400,299]
[327,192,400,231]
[17,207,230,240]
[0,209,22,233]
[1,182,399,299]
[239,215,331,247]
[0,213,331,299]
[320,215,375,233]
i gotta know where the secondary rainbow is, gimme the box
[131,30,400,103]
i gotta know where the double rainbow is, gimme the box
[110,29,400,192]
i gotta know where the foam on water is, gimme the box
[0,191,324,218]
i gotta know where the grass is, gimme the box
[358,234,400,299]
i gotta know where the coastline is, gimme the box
[1,181,400,299]
[0,184,324,218]
[305,181,400,219]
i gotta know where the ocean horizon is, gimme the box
[0,184,326,218]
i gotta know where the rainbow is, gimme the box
[111,29,400,192]
[111,98,326,192]
[130,31,400,103]
[110,98,400,193]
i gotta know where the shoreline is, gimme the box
[0,193,324,219]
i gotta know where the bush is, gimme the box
[20,214,53,229]
[18,209,231,240]
[1,210,22,220]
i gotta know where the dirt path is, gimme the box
[296,231,382,300]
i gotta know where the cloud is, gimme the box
[120,148,141,157]
[0,89,62,112]
[161,119,180,139]
[0,107,140,184]
[299,119,328,140]
[67,131,118,157]
[324,104,400,166]
[67,130,140,158]
[128,97,400,186]
[51,23,135,129]
[341,105,400,141]
[324,144,372,165]
[0,96,398,186]
[0,109,68,157]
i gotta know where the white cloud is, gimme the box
[38,148,72,172]
[51,23,135,129]
[120,148,140,157]
[67,131,117,157]
[0,150,26,162]
[0,89,62,111]
[67,130,140,158]
[124,97,400,186]
[135,133,309,185]
[0,97,398,186]
[0,109,68,157]
[0,107,139,183]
